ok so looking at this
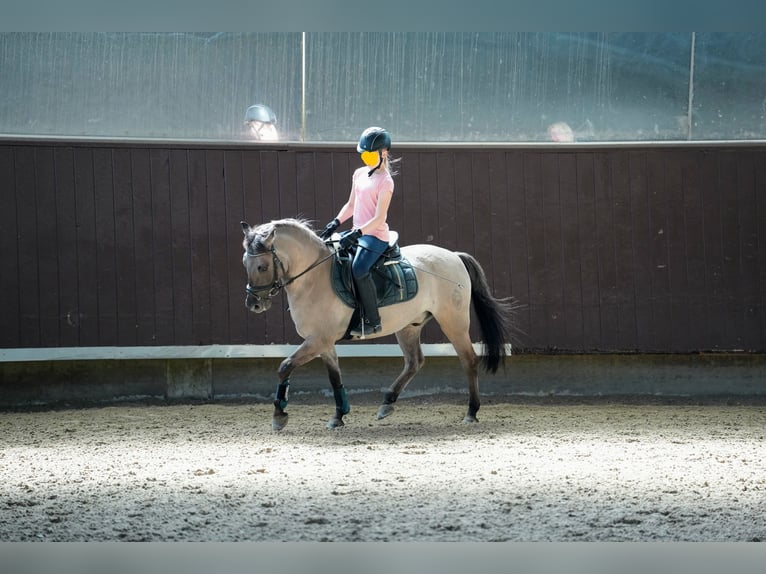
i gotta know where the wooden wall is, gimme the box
[1,139,764,353]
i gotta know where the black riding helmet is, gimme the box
[357,127,391,176]
[357,126,391,153]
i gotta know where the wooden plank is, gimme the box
[663,150,690,351]
[539,152,565,349]
[0,147,20,347]
[111,148,137,346]
[609,151,637,350]
[628,151,654,351]
[680,149,709,351]
[34,147,61,347]
[131,149,156,345]
[699,148,726,350]
[311,151,337,228]
[557,151,584,350]
[150,148,174,345]
[576,152,600,350]
[435,150,457,252]
[453,151,475,256]
[206,149,230,344]
[14,147,41,347]
[92,148,118,346]
[717,150,743,349]
[737,149,760,350]
[169,149,194,345]
[646,150,672,351]
[223,150,248,345]
[418,152,439,245]
[53,148,81,347]
[756,151,766,351]
[399,149,422,246]
[522,151,546,349]
[295,150,317,224]
[73,148,99,346]
[488,150,510,299]
[188,149,212,345]
[593,152,619,349]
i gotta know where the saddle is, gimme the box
[330,231,419,310]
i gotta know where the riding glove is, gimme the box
[319,218,340,240]
[339,228,362,250]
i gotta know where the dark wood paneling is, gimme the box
[53,147,80,347]
[223,150,247,345]
[206,150,230,345]
[1,140,764,353]
[149,148,174,346]
[15,147,40,347]
[73,148,99,346]
[34,147,60,347]
[93,148,118,345]
[168,149,194,345]
[0,147,18,347]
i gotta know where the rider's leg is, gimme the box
[350,235,386,337]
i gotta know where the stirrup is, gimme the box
[350,319,382,338]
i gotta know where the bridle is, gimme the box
[244,243,334,303]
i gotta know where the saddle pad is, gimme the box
[331,251,419,309]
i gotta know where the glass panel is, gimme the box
[1,32,765,142]
[691,32,766,140]
[0,32,302,140]
[304,32,694,142]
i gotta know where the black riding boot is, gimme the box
[350,273,382,338]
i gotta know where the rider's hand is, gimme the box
[318,218,340,240]
[339,228,362,250]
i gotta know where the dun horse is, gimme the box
[241,218,516,430]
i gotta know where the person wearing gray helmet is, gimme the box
[244,104,279,140]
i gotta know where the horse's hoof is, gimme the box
[272,412,289,431]
[462,414,478,424]
[377,404,395,419]
[326,417,345,429]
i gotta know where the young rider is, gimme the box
[319,126,397,337]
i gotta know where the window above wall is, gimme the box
[1,32,765,142]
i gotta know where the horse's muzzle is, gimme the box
[245,293,272,313]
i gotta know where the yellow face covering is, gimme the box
[360,150,380,167]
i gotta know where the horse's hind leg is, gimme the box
[377,323,426,420]
[440,325,481,423]
[321,348,349,429]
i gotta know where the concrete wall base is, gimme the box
[1,352,764,409]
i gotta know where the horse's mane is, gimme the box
[244,217,320,254]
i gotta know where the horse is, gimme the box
[240,218,517,430]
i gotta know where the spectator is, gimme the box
[244,104,279,141]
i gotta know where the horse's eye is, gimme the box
[257,263,269,273]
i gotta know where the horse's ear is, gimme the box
[241,221,250,235]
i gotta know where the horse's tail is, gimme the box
[458,252,519,374]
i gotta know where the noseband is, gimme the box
[245,243,334,303]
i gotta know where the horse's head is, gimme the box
[241,221,279,313]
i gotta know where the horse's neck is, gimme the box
[279,228,326,278]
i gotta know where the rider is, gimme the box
[319,126,397,338]
[244,104,279,141]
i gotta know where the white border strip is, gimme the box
[0,343,510,363]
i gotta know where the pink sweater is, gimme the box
[351,166,394,242]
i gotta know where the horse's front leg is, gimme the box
[321,347,348,429]
[271,339,324,431]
